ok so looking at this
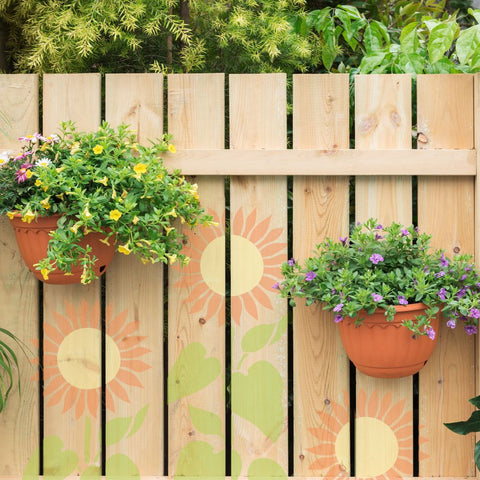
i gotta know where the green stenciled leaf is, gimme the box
[127,403,150,438]
[247,458,287,479]
[168,342,221,403]
[105,417,132,446]
[188,405,223,437]
[43,436,79,478]
[106,453,140,478]
[232,361,284,442]
[241,324,275,353]
[456,24,480,65]
[231,450,242,480]
[270,315,288,345]
[428,21,458,64]
[174,441,225,477]
[80,465,101,479]
[22,444,39,480]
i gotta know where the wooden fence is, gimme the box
[0,72,478,479]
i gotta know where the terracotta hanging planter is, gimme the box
[337,303,440,378]
[9,214,115,285]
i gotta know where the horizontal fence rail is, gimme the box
[0,72,479,479]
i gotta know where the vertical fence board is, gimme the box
[292,74,350,477]
[105,73,165,476]
[42,73,102,477]
[354,74,414,477]
[0,74,39,476]
[229,73,288,475]
[417,74,476,476]
[167,73,226,476]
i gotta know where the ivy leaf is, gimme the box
[444,410,480,434]
[475,440,480,470]
[470,395,480,409]
[188,405,223,437]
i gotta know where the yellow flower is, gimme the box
[133,163,147,175]
[83,206,92,219]
[40,198,51,210]
[26,169,33,179]
[156,173,164,181]
[182,256,191,266]
[99,237,111,246]
[109,209,122,222]
[96,176,108,186]
[22,210,35,224]
[56,193,64,201]
[165,208,177,218]
[165,253,177,265]
[41,268,49,281]
[56,166,65,173]
[121,190,128,199]
[80,269,88,285]
[35,179,42,187]
[132,216,140,225]
[164,225,174,235]
[118,244,131,255]
[6,211,15,220]
[168,144,176,153]
[93,144,104,155]
[70,223,80,234]
[70,142,80,154]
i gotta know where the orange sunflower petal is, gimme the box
[260,243,287,258]
[244,209,257,234]
[184,283,212,304]
[75,391,86,419]
[65,300,79,328]
[116,369,143,387]
[113,320,141,342]
[62,386,79,413]
[121,359,151,372]
[44,324,64,345]
[242,293,258,319]
[87,389,99,418]
[257,227,284,248]
[106,308,129,337]
[367,389,379,417]
[231,297,242,325]
[108,378,130,402]
[306,442,336,455]
[44,375,65,395]
[249,216,272,243]
[121,347,151,358]
[46,384,69,407]
[251,286,273,310]
[105,388,116,413]
[118,336,147,350]
[384,399,406,425]
[232,208,244,235]
[53,312,74,336]
[206,293,222,320]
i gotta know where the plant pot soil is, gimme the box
[9,214,115,284]
[337,302,439,378]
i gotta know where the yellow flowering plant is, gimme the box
[0,121,213,283]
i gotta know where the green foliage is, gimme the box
[0,123,214,283]
[278,218,480,338]
[293,3,480,73]
[0,327,21,413]
[0,0,196,73]
[445,395,480,470]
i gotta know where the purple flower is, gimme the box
[460,274,468,281]
[339,236,348,246]
[426,326,436,340]
[440,252,449,267]
[305,271,317,282]
[287,258,295,266]
[375,224,383,230]
[470,308,480,319]
[333,303,344,313]
[397,295,408,306]
[446,319,456,329]
[369,253,384,265]
[400,229,409,236]
[372,293,383,302]
[334,314,343,323]
[435,271,445,278]
[437,288,447,300]
[457,288,467,299]
[272,282,280,290]
[465,324,478,335]
[15,162,34,183]
[374,233,384,240]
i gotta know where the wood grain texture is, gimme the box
[355,74,414,477]
[167,74,226,476]
[161,148,475,176]
[417,74,476,477]
[0,74,39,476]
[292,74,350,477]
[229,74,288,475]
[105,73,165,476]
[42,74,102,476]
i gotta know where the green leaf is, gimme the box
[127,403,150,438]
[336,5,362,20]
[358,52,387,73]
[445,410,480,434]
[475,440,480,470]
[400,23,419,54]
[106,453,140,478]
[468,8,480,24]
[470,396,480,409]
[241,324,275,353]
[398,52,425,74]
[188,405,223,437]
[456,24,480,65]
[428,21,458,64]
[105,417,132,446]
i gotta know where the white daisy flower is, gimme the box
[36,157,52,167]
